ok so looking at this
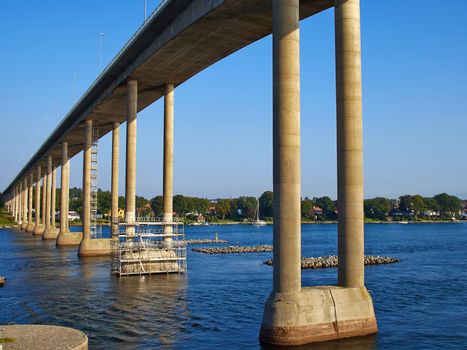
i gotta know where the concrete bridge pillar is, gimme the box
[336,0,364,288]
[12,187,17,222]
[163,83,174,242]
[125,80,138,237]
[21,178,28,230]
[79,119,110,256]
[18,182,23,226]
[17,185,21,223]
[60,142,70,234]
[26,172,35,232]
[260,0,376,346]
[41,172,46,234]
[33,166,43,235]
[57,141,82,246]
[43,156,57,239]
[51,167,57,230]
[111,122,120,237]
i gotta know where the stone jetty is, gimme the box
[192,245,273,254]
[185,239,228,245]
[263,255,400,269]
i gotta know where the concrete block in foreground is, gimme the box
[0,324,88,349]
[260,286,377,345]
[78,238,110,257]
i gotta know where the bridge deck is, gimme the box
[5,0,333,193]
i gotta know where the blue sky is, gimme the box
[0,0,466,200]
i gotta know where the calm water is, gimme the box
[1,223,467,349]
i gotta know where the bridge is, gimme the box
[1,0,377,346]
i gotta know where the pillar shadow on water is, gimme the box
[262,334,377,350]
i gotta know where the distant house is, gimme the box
[423,210,440,218]
[312,206,323,216]
[68,211,80,221]
[461,206,467,220]
[196,214,206,223]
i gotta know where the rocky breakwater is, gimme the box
[192,245,273,254]
[185,239,228,245]
[263,255,400,269]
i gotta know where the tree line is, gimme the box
[2,188,464,222]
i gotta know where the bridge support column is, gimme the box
[111,122,120,237]
[26,173,35,232]
[40,172,46,234]
[163,83,174,243]
[33,166,44,235]
[57,142,82,246]
[125,80,138,238]
[51,167,58,231]
[21,178,28,230]
[13,186,17,222]
[18,184,22,224]
[79,119,109,256]
[259,0,376,346]
[43,156,58,239]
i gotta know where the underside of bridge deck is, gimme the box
[4,0,333,192]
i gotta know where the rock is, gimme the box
[263,255,400,269]
[192,245,273,254]
[0,276,6,287]
[184,239,228,245]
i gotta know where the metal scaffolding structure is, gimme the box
[90,125,102,238]
[111,220,187,277]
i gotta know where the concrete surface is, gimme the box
[0,324,88,350]
[56,231,83,247]
[78,238,111,257]
[260,286,377,345]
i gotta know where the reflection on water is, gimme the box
[1,223,467,349]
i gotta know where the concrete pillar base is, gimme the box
[42,227,59,240]
[56,231,83,247]
[259,286,377,346]
[25,222,35,233]
[20,222,28,230]
[33,225,45,236]
[78,238,111,257]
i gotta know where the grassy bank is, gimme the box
[0,209,15,226]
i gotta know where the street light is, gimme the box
[144,0,147,22]
[99,32,105,71]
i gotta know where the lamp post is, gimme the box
[99,32,104,71]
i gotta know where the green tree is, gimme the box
[434,193,461,218]
[193,197,209,214]
[69,187,82,215]
[259,191,273,218]
[173,195,187,215]
[237,196,257,219]
[97,189,111,214]
[399,194,426,218]
[314,196,335,219]
[301,197,314,219]
[150,196,163,216]
[216,199,231,220]
[364,197,391,220]
[423,197,440,212]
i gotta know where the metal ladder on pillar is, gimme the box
[90,125,102,238]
